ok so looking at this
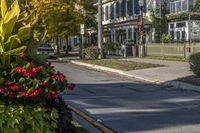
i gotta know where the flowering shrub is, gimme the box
[0,53,75,100]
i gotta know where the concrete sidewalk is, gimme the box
[121,58,193,83]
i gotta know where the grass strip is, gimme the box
[84,59,163,71]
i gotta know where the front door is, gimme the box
[176,29,186,41]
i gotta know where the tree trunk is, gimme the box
[65,35,69,55]
[56,37,60,54]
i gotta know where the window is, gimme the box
[121,0,126,17]
[170,31,174,39]
[182,0,187,11]
[102,7,105,21]
[116,1,120,18]
[170,0,188,14]
[170,2,175,13]
[111,4,114,20]
[127,0,133,16]
[176,1,181,12]
[134,0,139,15]
[176,22,186,28]
[170,24,174,29]
[105,6,109,20]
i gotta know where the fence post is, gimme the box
[183,43,186,59]
[162,43,164,59]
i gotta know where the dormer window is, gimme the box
[170,0,188,14]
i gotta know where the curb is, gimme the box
[66,104,115,133]
[70,60,158,84]
[163,81,200,92]
[70,60,200,92]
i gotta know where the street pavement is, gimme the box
[53,62,200,133]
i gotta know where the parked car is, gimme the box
[37,46,55,57]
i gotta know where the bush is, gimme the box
[0,103,58,133]
[189,52,200,77]
[85,46,99,59]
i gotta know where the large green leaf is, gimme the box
[1,0,20,39]
[4,34,21,50]
[3,0,20,24]
[1,0,8,17]
[4,45,26,55]
[1,16,18,41]
[18,24,31,42]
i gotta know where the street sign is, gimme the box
[80,28,84,35]
[80,24,85,35]
[80,24,84,29]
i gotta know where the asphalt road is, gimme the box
[53,62,200,133]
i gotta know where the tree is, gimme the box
[28,0,97,54]
[150,1,168,42]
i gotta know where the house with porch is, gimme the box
[167,0,200,42]
[101,0,153,45]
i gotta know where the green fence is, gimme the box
[145,43,200,58]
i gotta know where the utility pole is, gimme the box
[98,0,103,59]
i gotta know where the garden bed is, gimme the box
[83,59,163,71]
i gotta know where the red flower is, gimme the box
[11,85,22,91]
[20,52,25,59]
[0,88,5,94]
[68,83,76,91]
[42,81,49,86]
[5,81,11,86]
[47,91,59,99]
[21,92,29,97]
[50,74,57,79]
[32,68,38,72]
[59,74,65,82]
[23,72,31,77]
[16,67,22,74]
[37,66,44,71]
[28,89,42,97]
[9,92,15,97]
[29,71,36,77]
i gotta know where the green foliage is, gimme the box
[85,46,99,59]
[150,3,168,42]
[0,103,58,133]
[189,52,200,77]
[104,43,121,52]
[0,0,35,70]
[163,34,172,43]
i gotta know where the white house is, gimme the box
[101,0,154,45]
[167,0,200,42]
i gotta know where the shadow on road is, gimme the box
[64,82,200,133]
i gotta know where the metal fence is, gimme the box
[145,43,200,58]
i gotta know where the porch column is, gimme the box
[131,26,134,40]
[126,28,129,41]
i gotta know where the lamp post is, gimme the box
[98,0,103,59]
[138,0,144,58]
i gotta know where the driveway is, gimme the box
[53,62,200,133]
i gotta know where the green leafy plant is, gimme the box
[189,52,200,77]
[0,0,34,70]
[0,54,75,100]
[163,34,172,43]
[0,103,58,133]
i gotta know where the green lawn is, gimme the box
[84,59,163,71]
[178,76,200,86]
[145,55,187,62]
